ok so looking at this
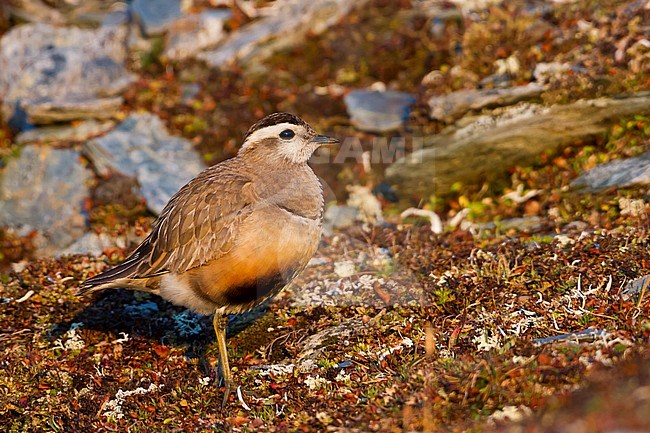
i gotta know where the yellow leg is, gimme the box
[213,312,232,408]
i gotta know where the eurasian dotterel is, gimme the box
[79,112,338,406]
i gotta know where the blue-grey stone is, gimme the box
[84,113,206,215]
[0,145,92,255]
[198,0,370,67]
[572,151,650,191]
[132,0,183,37]
[533,329,606,346]
[344,90,416,133]
[0,21,135,129]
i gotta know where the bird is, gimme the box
[79,112,338,407]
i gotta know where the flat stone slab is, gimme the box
[621,275,650,302]
[25,96,124,124]
[571,151,650,191]
[428,83,544,121]
[15,119,116,145]
[84,113,206,215]
[0,21,135,129]
[199,0,369,67]
[533,329,607,346]
[0,145,91,256]
[386,93,650,199]
[344,90,416,133]
[163,10,232,61]
[60,232,124,258]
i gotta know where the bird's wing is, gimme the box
[81,164,257,290]
[137,166,257,276]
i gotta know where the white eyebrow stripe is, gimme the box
[239,123,299,150]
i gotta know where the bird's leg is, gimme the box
[213,312,232,408]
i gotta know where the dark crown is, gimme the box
[243,112,310,140]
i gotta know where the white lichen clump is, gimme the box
[488,405,533,425]
[473,329,501,352]
[53,322,86,351]
[377,337,414,360]
[304,375,328,390]
[256,363,295,377]
[335,370,351,384]
[102,383,164,419]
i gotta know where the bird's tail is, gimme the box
[78,255,147,295]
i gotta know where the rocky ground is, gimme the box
[0,0,649,432]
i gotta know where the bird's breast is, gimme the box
[184,205,322,312]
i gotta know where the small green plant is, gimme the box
[139,38,164,70]
[433,287,454,305]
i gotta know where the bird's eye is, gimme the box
[279,129,295,140]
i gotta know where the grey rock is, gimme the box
[533,329,607,346]
[199,0,370,67]
[172,310,204,337]
[0,145,91,256]
[346,184,384,223]
[297,318,367,366]
[386,93,650,198]
[428,83,544,121]
[344,90,416,133]
[132,0,183,37]
[0,21,135,129]
[478,73,514,89]
[16,119,116,145]
[323,205,359,236]
[571,151,650,191]
[84,113,206,215]
[59,232,123,257]
[563,221,589,233]
[621,275,650,302]
[163,10,232,61]
[25,97,124,124]
[126,13,155,53]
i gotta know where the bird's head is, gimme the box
[238,112,338,164]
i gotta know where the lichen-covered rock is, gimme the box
[199,0,370,67]
[322,205,359,236]
[83,113,206,215]
[15,119,116,145]
[163,10,232,61]
[0,145,91,256]
[0,20,135,129]
[387,93,650,198]
[427,83,544,121]
[571,151,650,191]
[60,232,125,258]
